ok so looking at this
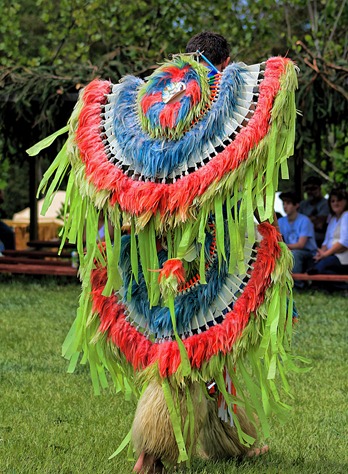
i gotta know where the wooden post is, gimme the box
[29,156,38,241]
[294,150,304,200]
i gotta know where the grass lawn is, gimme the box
[0,276,347,473]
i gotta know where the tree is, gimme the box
[0,0,346,218]
[286,0,348,190]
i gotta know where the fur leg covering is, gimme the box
[131,380,207,466]
[199,399,257,459]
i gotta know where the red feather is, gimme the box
[76,58,289,220]
[92,223,281,375]
[141,92,163,114]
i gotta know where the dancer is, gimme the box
[29,31,300,472]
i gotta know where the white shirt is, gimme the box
[323,211,348,264]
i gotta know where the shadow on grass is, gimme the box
[169,452,347,474]
[0,273,80,286]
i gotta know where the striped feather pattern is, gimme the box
[105,62,252,180]
[75,57,288,220]
[93,222,280,376]
[118,226,255,340]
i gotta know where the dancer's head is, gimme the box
[186,31,230,71]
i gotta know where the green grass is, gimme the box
[0,277,347,473]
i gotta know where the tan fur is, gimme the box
[132,380,207,465]
[132,382,258,466]
[199,398,257,459]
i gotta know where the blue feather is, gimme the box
[119,227,234,337]
[111,63,247,180]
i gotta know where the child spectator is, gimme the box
[278,192,317,287]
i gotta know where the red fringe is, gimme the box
[158,258,186,284]
[92,222,281,377]
[76,58,289,219]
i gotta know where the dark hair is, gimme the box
[185,31,230,66]
[328,188,348,215]
[279,191,300,205]
[303,176,322,187]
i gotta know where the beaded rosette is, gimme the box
[29,54,301,462]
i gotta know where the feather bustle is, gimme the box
[94,222,281,376]
[75,58,290,222]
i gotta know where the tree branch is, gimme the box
[284,4,292,43]
[51,18,77,65]
[326,0,347,46]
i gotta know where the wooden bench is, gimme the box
[0,242,78,277]
[0,262,77,276]
[292,273,348,282]
[3,249,73,259]
[0,256,72,266]
[27,239,76,250]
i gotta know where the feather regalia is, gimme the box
[29,54,301,465]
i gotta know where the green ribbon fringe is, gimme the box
[35,61,298,308]
[31,61,305,461]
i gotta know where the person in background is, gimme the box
[0,189,16,252]
[309,188,348,290]
[299,176,329,247]
[278,191,317,287]
[97,211,114,242]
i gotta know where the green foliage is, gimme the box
[289,0,348,187]
[0,0,347,216]
[324,124,348,186]
[0,0,292,71]
[0,154,9,189]
[0,278,347,473]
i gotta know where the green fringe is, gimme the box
[35,62,296,308]
[26,125,69,156]
[32,62,298,306]
[61,241,308,459]
[162,379,189,463]
[32,61,303,461]
[62,281,139,400]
